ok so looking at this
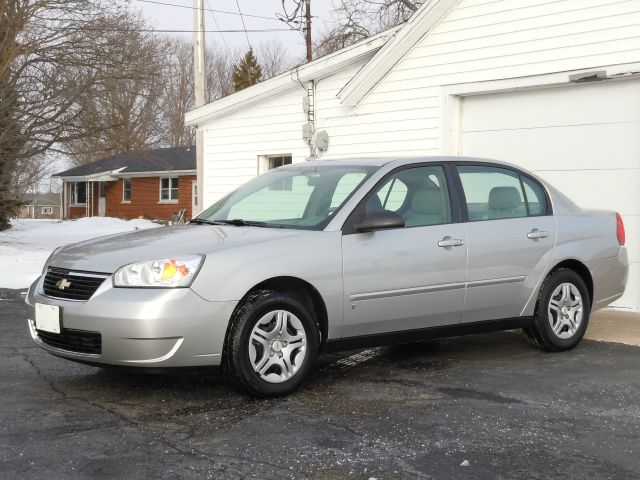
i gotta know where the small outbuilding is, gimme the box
[54,147,197,222]
[17,192,62,220]
[186,0,640,310]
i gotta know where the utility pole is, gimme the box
[193,0,207,107]
[193,0,206,214]
[304,0,312,63]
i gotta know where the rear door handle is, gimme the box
[438,237,464,248]
[527,229,549,240]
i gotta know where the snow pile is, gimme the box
[0,217,160,289]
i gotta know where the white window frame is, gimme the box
[71,182,86,206]
[159,176,179,203]
[122,178,132,203]
[257,154,293,191]
[41,206,53,215]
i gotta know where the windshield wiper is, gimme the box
[191,218,271,227]
[215,219,271,227]
[189,218,219,225]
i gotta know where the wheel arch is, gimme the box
[545,259,594,306]
[231,276,329,349]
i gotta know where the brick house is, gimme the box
[17,192,62,219]
[54,147,197,221]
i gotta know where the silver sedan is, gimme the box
[25,157,628,396]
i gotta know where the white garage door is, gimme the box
[461,79,640,311]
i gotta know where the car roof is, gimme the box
[282,156,523,169]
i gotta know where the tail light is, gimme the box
[616,212,625,246]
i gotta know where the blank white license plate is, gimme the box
[35,303,61,334]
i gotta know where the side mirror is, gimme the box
[355,210,405,233]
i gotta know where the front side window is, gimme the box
[160,177,178,201]
[363,165,452,228]
[41,207,53,215]
[123,179,132,202]
[198,165,376,230]
[457,166,527,221]
[72,182,86,205]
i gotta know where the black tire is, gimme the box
[524,268,591,352]
[222,289,320,397]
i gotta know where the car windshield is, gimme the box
[195,165,377,230]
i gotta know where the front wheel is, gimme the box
[222,290,319,397]
[524,268,591,352]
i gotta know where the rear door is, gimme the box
[341,164,467,337]
[454,164,557,323]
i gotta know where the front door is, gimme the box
[98,182,106,217]
[341,165,467,337]
[455,164,557,323]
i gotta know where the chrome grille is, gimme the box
[43,267,108,301]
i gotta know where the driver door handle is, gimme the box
[438,237,464,248]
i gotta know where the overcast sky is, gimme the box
[134,0,335,59]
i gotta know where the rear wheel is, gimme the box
[222,289,319,397]
[524,268,590,351]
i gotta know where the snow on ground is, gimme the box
[0,217,160,289]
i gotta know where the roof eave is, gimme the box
[184,26,401,127]
[338,0,461,107]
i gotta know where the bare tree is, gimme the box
[62,12,171,165]
[0,0,122,229]
[11,153,57,201]
[258,39,295,79]
[162,37,195,147]
[206,42,237,101]
[315,0,423,57]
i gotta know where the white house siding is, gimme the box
[201,87,309,206]
[199,0,640,307]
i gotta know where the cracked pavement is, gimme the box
[1,288,639,479]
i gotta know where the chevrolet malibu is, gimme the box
[26,157,628,396]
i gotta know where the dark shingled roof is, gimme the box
[21,192,61,206]
[54,147,196,178]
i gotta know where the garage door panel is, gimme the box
[535,170,640,217]
[462,123,640,171]
[462,81,640,131]
[461,79,639,310]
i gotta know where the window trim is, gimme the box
[41,206,53,215]
[342,162,461,235]
[70,182,87,206]
[122,178,132,203]
[451,161,553,222]
[159,176,179,203]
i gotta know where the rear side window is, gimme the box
[522,175,548,216]
[457,166,526,221]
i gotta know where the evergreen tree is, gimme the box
[232,49,262,92]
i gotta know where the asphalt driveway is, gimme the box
[1,288,639,479]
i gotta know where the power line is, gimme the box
[23,23,297,33]
[204,0,229,51]
[234,0,251,50]
[134,0,280,22]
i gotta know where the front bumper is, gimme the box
[25,275,238,367]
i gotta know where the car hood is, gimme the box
[48,224,316,273]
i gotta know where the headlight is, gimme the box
[113,255,204,288]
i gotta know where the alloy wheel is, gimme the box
[248,309,307,383]
[547,282,584,340]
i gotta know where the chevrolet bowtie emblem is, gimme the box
[56,278,71,290]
